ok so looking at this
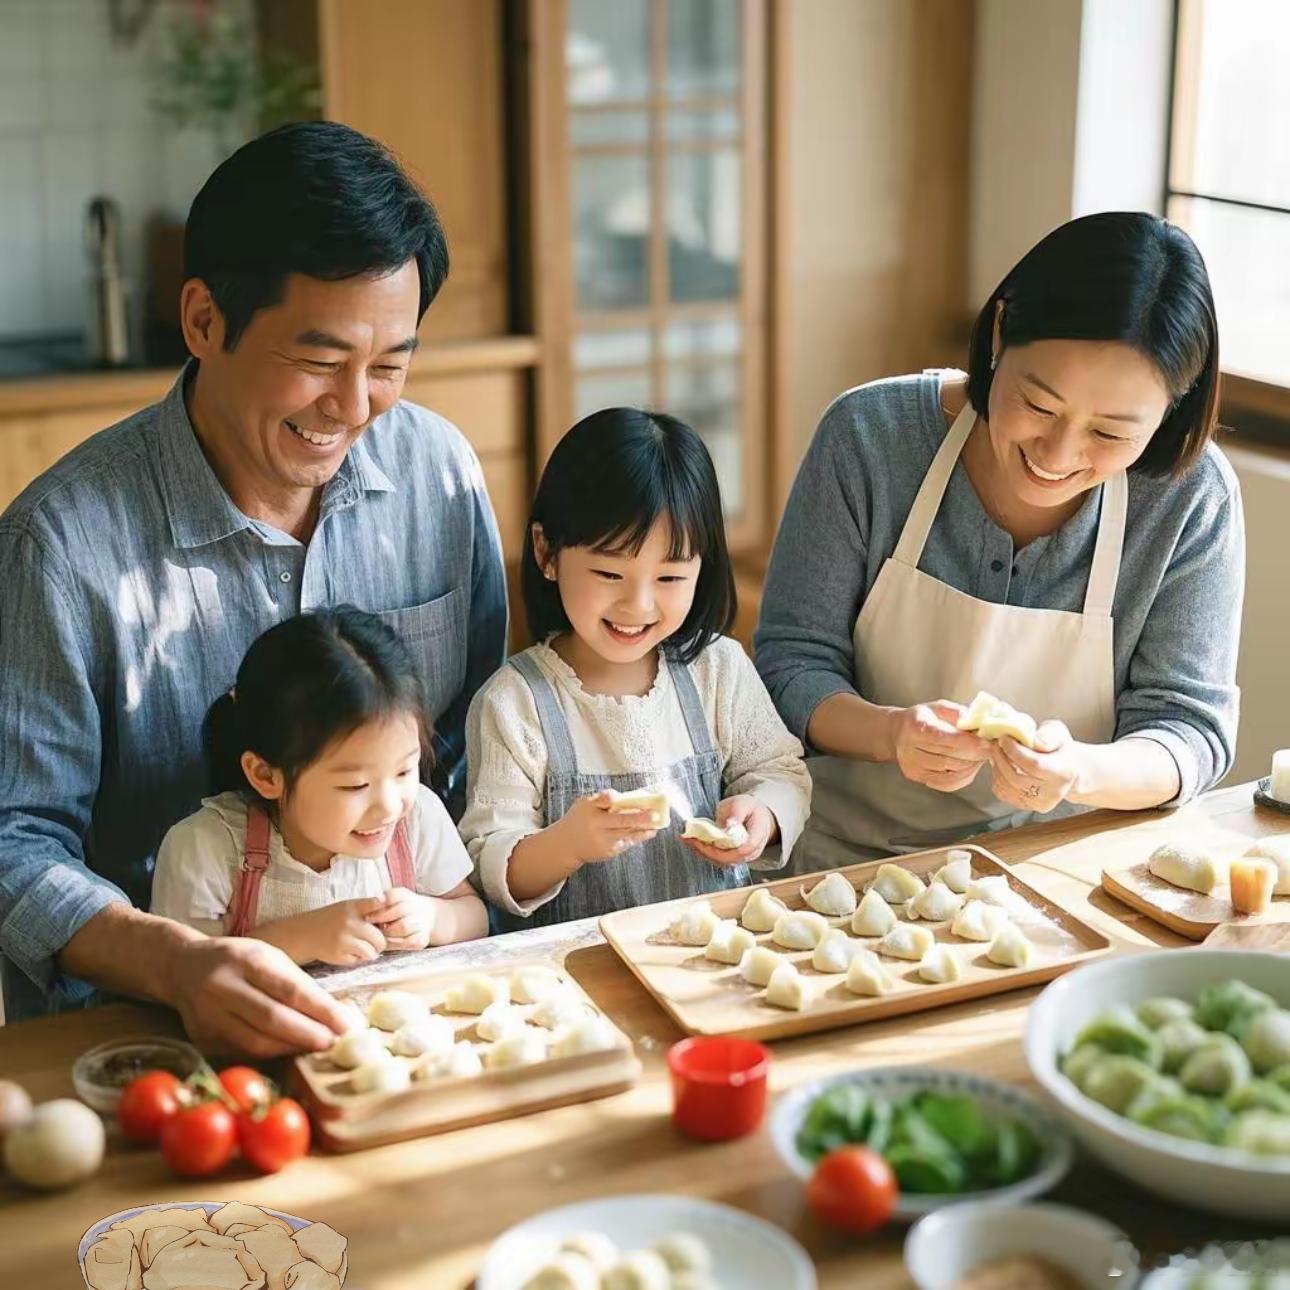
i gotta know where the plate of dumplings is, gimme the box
[599,845,1111,1042]
[476,1194,816,1290]
[290,962,640,1151]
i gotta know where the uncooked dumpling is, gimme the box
[845,949,892,996]
[957,690,1038,748]
[417,1041,483,1081]
[965,875,1013,907]
[444,974,509,1014]
[559,1233,619,1272]
[917,944,962,984]
[740,887,788,933]
[522,1252,600,1290]
[683,817,749,849]
[851,889,898,937]
[771,909,830,950]
[391,1015,454,1058]
[605,787,670,829]
[485,1031,548,1069]
[934,850,973,893]
[950,899,1011,943]
[1148,843,1223,895]
[738,945,786,987]
[869,863,925,903]
[704,919,755,965]
[1245,836,1290,895]
[986,922,1035,969]
[811,929,859,974]
[652,1232,712,1276]
[475,1001,529,1042]
[510,965,565,1004]
[327,1028,387,1070]
[906,882,963,922]
[765,962,807,1010]
[530,992,592,1030]
[876,922,935,961]
[366,990,425,1032]
[351,1059,411,1094]
[803,872,858,917]
[550,1015,620,1060]
[670,900,722,946]
[602,1250,671,1290]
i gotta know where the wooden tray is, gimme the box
[289,960,641,1152]
[598,845,1112,1042]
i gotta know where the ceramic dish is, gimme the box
[1254,777,1290,816]
[769,1064,1073,1220]
[71,1037,206,1114]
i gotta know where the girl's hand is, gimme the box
[988,720,1085,813]
[682,795,777,868]
[365,887,437,951]
[299,897,388,966]
[556,792,660,865]
[890,701,992,792]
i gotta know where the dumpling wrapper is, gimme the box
[811,929,859,974]
[987,922,1036,969]
[951,899,1011,942]
[670,901,722,946]
[1245,836,1290,895]
[738,945,786,987]
[140,1230,265,1290]
[906,883,963,922]
[845,948,892,996]
[740,887,788,933]
[141,1226,192,1270]
[683,816,749,850]
[235,1226,300,1290]
[851,889,897,937]
[391,1015,455,1058]
[112,1208,214,1241]
[326,1028,387,1070]
[83,1230,142,1290]
[283,1262,341,1290]
[934,851,973,893]
[417,1041,483,1081]
[869,863,924,903]
[957,690,1038,748]
[765,962,807,1010]
[604,787,671,829]
[771,909,830,950]
[704,919,755,965]
[366,989,425,1032]
[803,872,858,917]
[1147,843,1223,895]
[208,1203,292,1238]
[510,964,565,1004]
[876,922,935,961]
[917,944,963,984]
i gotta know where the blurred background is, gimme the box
[0,0,1285,783]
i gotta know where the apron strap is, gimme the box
[510,652,578,775]
[385,817,416,890]
[226,800,273,936]
[893,402,977,566]
[667,655,717,760]
[1083,470,1127,618]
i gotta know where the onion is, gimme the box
[0,1080,33,1141]
[3,1098,105,1190]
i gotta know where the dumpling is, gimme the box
[327,1028,388,1070]
[670,900,722,946]
[140,1232,262,1290]
[417,1041,483,1081]
[530,992,592,1030]
[390,1015,455,1058]
[510,965,565,1004]
[1179,1034,1252,1097]
[1060,1043,1107,1092]
[934,850,973,893]
[351,1059,411,1094]
[738,945,786,987]
[1157,1018,1210,1073]
[1241,1009,1290,1075]
[965,875,1013,907]
[551,1015,620,1060]
[1136,997,1195,1030]
[704,919,756,965]
[1073,1006,1163,1066]
[289,1222,347,1278]
[1230,857,1278,915]
[602,1250,672,1290]
[683,817,749,849]
[765,962,807,1010]
[1128,1089,1223,1143]
[366,990,425,1032]
[740,887,789,933]
[1245,835,1290,895]
[771,909,830,950]
[236,1224,301,1287]
[484,1031,548,1070]
[869,863,924,904]
[950,899,1011,943]
[605,786,670,828]
[284,1262,342,1290]
[1082,1054,1162,1114]
[851,889,898,937]
[1147,843,1223,895]
[917,944,962,984]
[521,1253,600,1290]
[559,1233,619,1272]
[957,690,1038,747]
[475,1001,529,1042]
[82,1230,141,1290]
[652,1232,712,1276]
[1227,1079,1290,1116]
[986,923,1035,969]
[845,948,893,996]
[811,929,859,974]
[141,1225,191,1268]
[444,974,508,1014]
[803,872,858,917]
[906,882,963,922]
[1223,1109,1290,1157]
[876,922,935,961]
[1196,979,1277,1034]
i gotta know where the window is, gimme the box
[1166,0,1290,389]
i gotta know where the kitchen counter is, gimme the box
[1,782,1282,1288]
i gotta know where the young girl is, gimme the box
[460,408,811,928]
[152,607,487,964]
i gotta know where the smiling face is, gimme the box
[182,262,421,522]
[983,338,1173,511]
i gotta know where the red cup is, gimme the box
[667,1036,771,1141]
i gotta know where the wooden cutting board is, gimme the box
[599,845,1112,1042]
[289,960,641,1152]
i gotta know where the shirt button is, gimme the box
[990,559,1005,573]
[279,571,292,583]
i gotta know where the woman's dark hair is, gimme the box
[185,121,449,350]
[522,408,736,665]
[204,607,432,799]
[966,212,1220,476]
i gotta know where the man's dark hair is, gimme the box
[184,121,449,349]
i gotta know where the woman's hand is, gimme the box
[988,720,1086,813]
[556,792,660,865]
[682,795,777,868]
[890,701,993,792]
[365,887,438,951]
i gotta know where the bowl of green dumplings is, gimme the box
[1025,950,1290,1220]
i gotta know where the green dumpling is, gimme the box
[1195,980,1277,1036]
[1225,1078,1290,1116]
[1128,1088,1226,1144]
[1073,1006,1163,1068]
[1180,1035,1253,1098]
[1137,996,1195,1030]
[1060,1043,1107,1092]
[1240,1008,1290,1076]
[1267,1064,1290,1093]
[1083,1054,1162,1115]
[1223,1109,1290,1157]
[1158,1018,1211,1074]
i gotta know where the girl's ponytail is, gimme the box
[202,689,252,795]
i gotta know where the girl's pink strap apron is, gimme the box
[225,803,416,935]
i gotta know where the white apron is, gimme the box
[796,400,1125,869]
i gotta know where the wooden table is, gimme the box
[3,784,1288,1288]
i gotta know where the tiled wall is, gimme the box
[0,0,248,341]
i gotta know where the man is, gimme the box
[0,122,507,1054]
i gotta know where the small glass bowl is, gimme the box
[72,1037,206,1114]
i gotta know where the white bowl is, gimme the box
[477,1193,815,1290]
[769,1065,1073,1220]
[904,1201,1139,1290]
[1025,948,1290,1221]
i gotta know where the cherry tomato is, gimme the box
[806,1145,898,1235]
[117,1071,184,1143]
[217,1065,273,1114]
[160,1101,237,1177]
[237,1097,311,1174]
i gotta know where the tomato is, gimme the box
[160,1101,237,1177]
[806,1145,898,1236]
[237,1097,311,1174]
[117,1071,184,1143]
[217,1065,273,1114]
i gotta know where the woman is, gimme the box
[756,212,1244,869]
